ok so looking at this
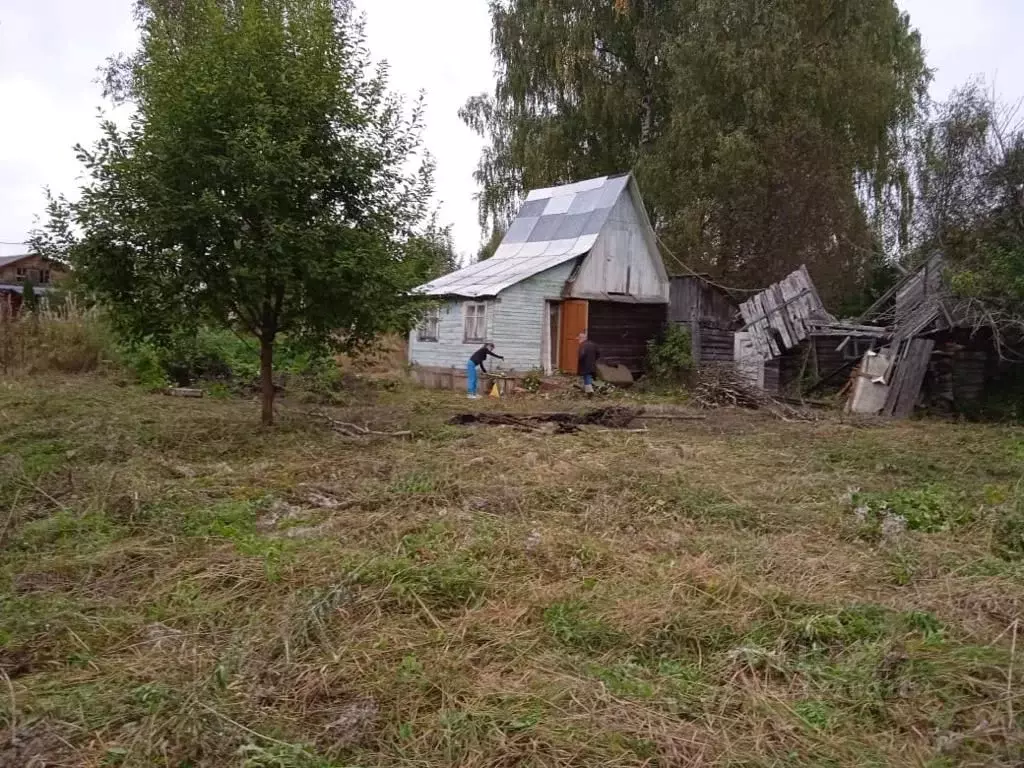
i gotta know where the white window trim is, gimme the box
[416,307,440,342]
[463,302,487,343]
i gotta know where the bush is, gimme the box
[644,324,694,384]
[120,328,334,389]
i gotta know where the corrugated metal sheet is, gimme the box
[415,174,631,298]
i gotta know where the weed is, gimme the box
[852,485,973,536]
[355,554,488,610]
[792,699,836,732]
[543,600,625,652]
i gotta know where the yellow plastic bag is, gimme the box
[489,382,500,398]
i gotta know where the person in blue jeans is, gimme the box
[577,330,600,395]
[467,343,504,398]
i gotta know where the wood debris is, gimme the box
[449,406,642,433]
[310,411,412,438]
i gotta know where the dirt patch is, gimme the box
[449,406,641,433]
[0,721,74,767]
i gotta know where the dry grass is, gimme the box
[1,374,1024,767]
[0,300,113,376]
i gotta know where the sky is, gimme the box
[2,0,1024,261]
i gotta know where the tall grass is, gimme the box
[0,298,114,375]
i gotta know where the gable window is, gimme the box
[417,307,440,342]
[463,302,487,343]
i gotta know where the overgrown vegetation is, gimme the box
[644,324,693,385]
[3,374,1023,766]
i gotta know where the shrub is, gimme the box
[644,324,694,384]
[120,327,334,388]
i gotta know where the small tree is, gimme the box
[32,0,435,425]
[21,280,38,314]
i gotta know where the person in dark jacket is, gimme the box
[577,331,600,395]
[467,343,503,398]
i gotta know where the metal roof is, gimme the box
[416,173,632,298]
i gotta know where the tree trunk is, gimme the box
[260,335,275,427]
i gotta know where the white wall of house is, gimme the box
[408,261,574,374]
[408,298,493,371]
[570,188,668,302]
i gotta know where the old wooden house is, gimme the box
[408,173,669,387]
[0,253,67,313]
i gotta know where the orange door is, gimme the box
[559,299,589,374]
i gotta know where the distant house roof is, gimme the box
[0,254,33,268]
[417,173,636,298]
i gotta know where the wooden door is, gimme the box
[559,299,589,374]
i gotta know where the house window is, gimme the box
[417,307,440,342]
[15,267,26,278]
[842,338,876,361]
[40,270,51,285]
[463,302,487,343]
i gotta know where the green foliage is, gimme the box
[520,369,543,393]
[543,600,625,652]
[907,81,1024,326]
[644,324,693,383]
[120,326,332,389]
[476,226,505,261]
[852,486,973,535]
[31,0,436,425]
[463,0,929,302]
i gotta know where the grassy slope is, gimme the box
[1,375,1023,767]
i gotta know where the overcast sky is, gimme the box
[2,0,1023,260]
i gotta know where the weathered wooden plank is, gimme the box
[883,338,934,418]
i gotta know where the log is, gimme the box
[167,388,203,398]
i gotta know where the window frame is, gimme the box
[842,337,876,361]
[416,306,440,342]
[463,302,487,343]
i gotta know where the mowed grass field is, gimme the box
[2,374,1024,767]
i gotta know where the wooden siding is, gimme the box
[668,276,740,367]
[0,254,66,286]
[408,262,575,373]
[407,298,496,370]
[587,301,666,373]
[570,189,668,302]
[668,277,737,328]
